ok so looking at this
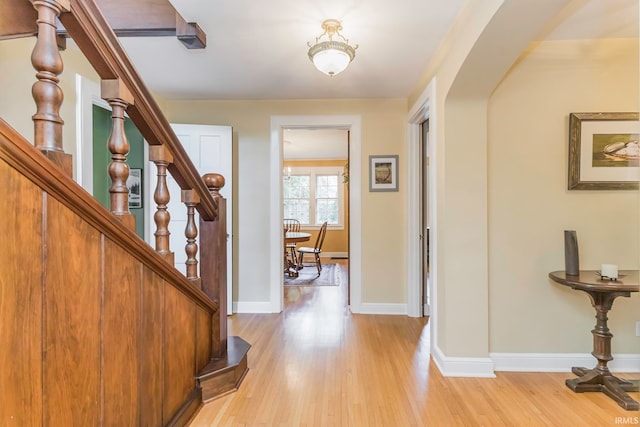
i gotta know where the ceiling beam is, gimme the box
[0,0,37,40]
[89,0,206,49]
[0,0,66,49]
[0,0,205,49]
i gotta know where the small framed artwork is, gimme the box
[369,155,399,192]
[568,112,639,190]
[127,168,143,208]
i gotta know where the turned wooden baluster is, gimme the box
[182,189,201,286]
[30,0,72,176]
[149,145,175,264]
[200,173,227,357]
[101,79,135,231]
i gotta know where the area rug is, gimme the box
[284,262,341,286]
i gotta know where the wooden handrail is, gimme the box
[2,5,250,422]
[1,114,228,425]
[57,0,217,220]
[0,117,218,313]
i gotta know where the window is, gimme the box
[283,166,344,228]
[283,175,310,224]
[315,175,339,225]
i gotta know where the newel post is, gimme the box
[200,173,227,358]
[30,0,72,176]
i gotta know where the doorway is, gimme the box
[281,128,350,304]
[145,124,234,315]
[269,115,362,314]
[92,105,146,239]
[407,78,436,354]
[76,74,146,239]
[421,119,430,315]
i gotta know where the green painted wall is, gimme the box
[92,105,145,238]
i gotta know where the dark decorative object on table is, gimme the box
[564,230,579,276]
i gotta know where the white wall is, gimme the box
[164,99,407,309]
[408,0,507,361]
[4,0,636,367]
[488,38,640,354]
[409,0,574,365]
[409,0,568,366]
[0,37,409,313]
[0,37,99,166]
[0,37,167,181]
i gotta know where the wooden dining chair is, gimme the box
[297,221,328,276]
[283,218,301,266]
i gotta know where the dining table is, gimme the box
[284,231,311,277]
[285,231,312,244]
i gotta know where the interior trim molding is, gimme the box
[357,303,407,315]
[76,73,110,189]
[233,301,277,314]
[270,115,362,314]
[407,79,436,320]
[431,345,496,378]
[491,352,640,373]
[407,78,438,358]
[320,252,348,259]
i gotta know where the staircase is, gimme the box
[0,1,248,425]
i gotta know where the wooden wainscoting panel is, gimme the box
[140,267,164,427]
[43,197,101,426]
[0,165,43,426]
[103,239,142,426]
[196,307,212,373]
[164,285,197,423]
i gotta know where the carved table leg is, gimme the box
[567,368,639,410]
[567,291,640,410]
[603,377,640,410]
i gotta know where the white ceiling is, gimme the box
[108,0,637,159]
[283,129,348,160]
[111,0,638,101]
[542,0,638,40]
[116,0,468,100]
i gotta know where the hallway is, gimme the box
[189,260,636,426]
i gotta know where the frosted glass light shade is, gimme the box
[312,48,351,76]
[308,40,356,77]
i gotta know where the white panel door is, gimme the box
[146,124,233,314]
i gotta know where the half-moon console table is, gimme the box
[549,270,639,410]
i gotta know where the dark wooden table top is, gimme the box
[549,270,640,293]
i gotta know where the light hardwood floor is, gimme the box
[189,260,639,426]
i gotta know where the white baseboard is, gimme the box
[233,301,279,314]
[491,352,640,373]
[321,252,349,259]
[351,303,407,315]
[431,345,496,378]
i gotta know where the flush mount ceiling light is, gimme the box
[307,19,358,77]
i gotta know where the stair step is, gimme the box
[197,336,251,402]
